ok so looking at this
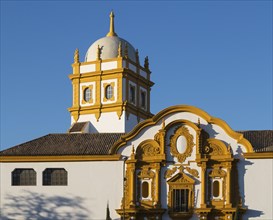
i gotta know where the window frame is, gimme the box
[167,173,194,218]
[84,88,92,102]
[140,90,146,109]
[12,168,36,186]
[42,168,68,186]
[81,85,93,104]
[103,82,115,102]
[129,85,136,104]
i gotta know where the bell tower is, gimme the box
[68,12,154,133]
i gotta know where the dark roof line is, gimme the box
[0,130,272,156]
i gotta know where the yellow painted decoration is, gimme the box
[106,11,117,37]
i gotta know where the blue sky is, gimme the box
[1,1,272,150]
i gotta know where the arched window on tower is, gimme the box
[140,91,146,109]
[129,85,136,104]
[105,85,113,100]
[84,88,92,102]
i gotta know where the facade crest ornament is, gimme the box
[170,126,195,163]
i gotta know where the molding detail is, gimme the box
[185,166,199,178]
[103,82,115,102]
[170,126,195,163]
[164,167,177,179]
[81,85,94,105]
[0,155,121,162]
[110,105,254,154]
[136,140,161,161]
[243,152,273,159]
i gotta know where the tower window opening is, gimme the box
[140,91,146,108]
[172,189,189,212]
[84,88,92,102]
[105,85,113,100]
[130,86,136,104]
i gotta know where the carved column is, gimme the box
[126,160,136,207]
[201,162,207,208]
[154,163,161,207]
[226,163,232,208]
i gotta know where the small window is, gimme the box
[43,168,67,186]
[172,189,189,212]
[12,169,36,186]
[140,91,146,108]
[84,88,92,102]
[213,180,220,197]
[105,85,113,100]
[130,86,135,104]
[142,181,149,198]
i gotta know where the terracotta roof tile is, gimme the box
[238,130,273,152]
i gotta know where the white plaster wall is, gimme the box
[128,63,136,72]
[80,64,96,73]
[77,112,126,133]
[125,113,139,133]
[0,161,124,220]
[101,61,117,71]
[240,158,273,220]
[72,112,139,134]
[140,69,147,79]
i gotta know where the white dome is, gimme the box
[85,36,136,62]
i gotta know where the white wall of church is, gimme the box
[240,158,273,220]
[0,161,124,220]
[101,61,117,70]
[74,111,139,133]
[80,63,96,73]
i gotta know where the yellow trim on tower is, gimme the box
[81,85,94,105]
[106,11,117,37]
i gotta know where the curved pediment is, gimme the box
[110,105,253,154]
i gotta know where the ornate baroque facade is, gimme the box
[0,12,272,220]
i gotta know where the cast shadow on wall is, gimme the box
[235,147,264,219]
[1,190,90,220]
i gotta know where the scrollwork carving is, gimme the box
[209,167,226,177]
[170,126,195,163]
[164,166,177,179]
[185,167,199,178]
[143,144,160,156]
[136,140,161,160]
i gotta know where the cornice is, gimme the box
[243,152,273,159]
[0,155,121,163]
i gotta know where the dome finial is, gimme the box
[106,11,117,37]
